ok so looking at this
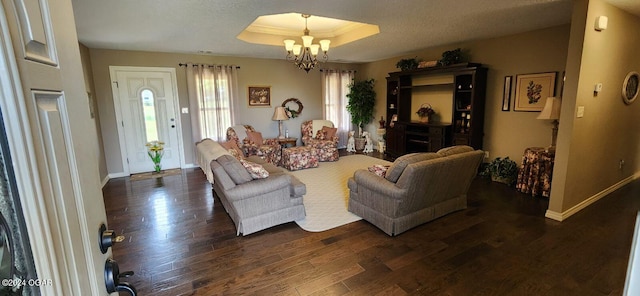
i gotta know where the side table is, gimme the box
[516,147,555,197]
[277,137,297,148]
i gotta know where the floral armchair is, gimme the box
[301,120,339,162]
[226,125,282,165]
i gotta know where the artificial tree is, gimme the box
[346,78,376,149]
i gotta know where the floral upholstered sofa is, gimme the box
[226,124,281,165]
[301,119,339,162]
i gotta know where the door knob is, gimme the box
[171,125,175,128]
[105,258,137,296]
[99,224,125,254]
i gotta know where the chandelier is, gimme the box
[283,14,330,73]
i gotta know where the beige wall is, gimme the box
[88,49,360,174]
[78,44,108,182]
[360,25,571,161]
[549,0,640,216]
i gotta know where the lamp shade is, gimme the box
[537,97,561,120]
[272,106,289,121]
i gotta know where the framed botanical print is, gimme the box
[248,86,271,107]
[514,72,556,111]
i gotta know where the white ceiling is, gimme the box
[71,0,640,63]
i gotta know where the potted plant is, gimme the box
[484,157,518,185]
[395,57,419,71]
[438,48,466,66]
[416,104,435,123]
[346,78,376,150]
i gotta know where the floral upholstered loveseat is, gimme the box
[301,119,339,162]
[226,124,282,165]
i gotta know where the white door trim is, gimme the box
[109,66,185,175]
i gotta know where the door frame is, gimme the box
[109,66,185,175]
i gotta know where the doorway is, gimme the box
[109,66,184,174]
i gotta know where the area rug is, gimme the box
[130,168,182,181]
[290,155,392,232]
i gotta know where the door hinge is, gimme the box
[126,158,129,164]
[121,121,124,127]
[113,81,119,88]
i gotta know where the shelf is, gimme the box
[456,89,472,93]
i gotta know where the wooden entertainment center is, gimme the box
[385,63,487,159]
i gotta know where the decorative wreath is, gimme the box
[282,98,303,118]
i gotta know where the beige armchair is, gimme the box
[226,125,282,165]
[301,119,339,162]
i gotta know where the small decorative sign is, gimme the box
[248,86,271,107]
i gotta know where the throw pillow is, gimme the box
[220,141,244,158]
[322,126,337,139]
[246,131,264,145]
[239,159,269,179]
[315,129,326,140]
[227,148,244,161]
[368,164,389,177]
[217,155,253,184]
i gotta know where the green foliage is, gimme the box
[395,58,419,71]
[438,48,466,66]
[483,157,518,185]
[346,79,376,135]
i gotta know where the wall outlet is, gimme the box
[620,159,625,170]
[484,151,490,159]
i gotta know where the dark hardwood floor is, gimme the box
[103,153,640,295]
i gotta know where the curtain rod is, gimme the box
[319,69,357,73]
[179,63,240,69]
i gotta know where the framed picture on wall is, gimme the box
[514,72,556,111]
[248,86,271,107]
[502,76,512,111]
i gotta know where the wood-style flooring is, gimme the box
[103,152,639,295]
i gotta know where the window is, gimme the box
[185,64,238,141]
[322,70,355,148]
[141,89,158,142]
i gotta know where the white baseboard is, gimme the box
[545,171,640,221]
[183,163,196,169]
[100,175,110,188]
[108,172,128,179]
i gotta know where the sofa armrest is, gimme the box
[352,169,407,199]
[225,174,291,201]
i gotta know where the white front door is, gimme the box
[0,0,110,294]
[110,67,182,174]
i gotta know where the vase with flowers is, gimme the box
[416,104,435,123]
[145,140,165,173]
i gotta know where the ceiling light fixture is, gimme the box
[283,14,330,73]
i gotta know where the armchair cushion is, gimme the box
[246,131,264,145]
[322,126,337,139]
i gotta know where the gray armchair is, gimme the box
[348,146,484,236]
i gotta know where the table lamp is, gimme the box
[537,97,562,147]
[272,106,289,139]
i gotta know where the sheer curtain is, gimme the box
[185,64,238,142]
[322,69,355,148]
